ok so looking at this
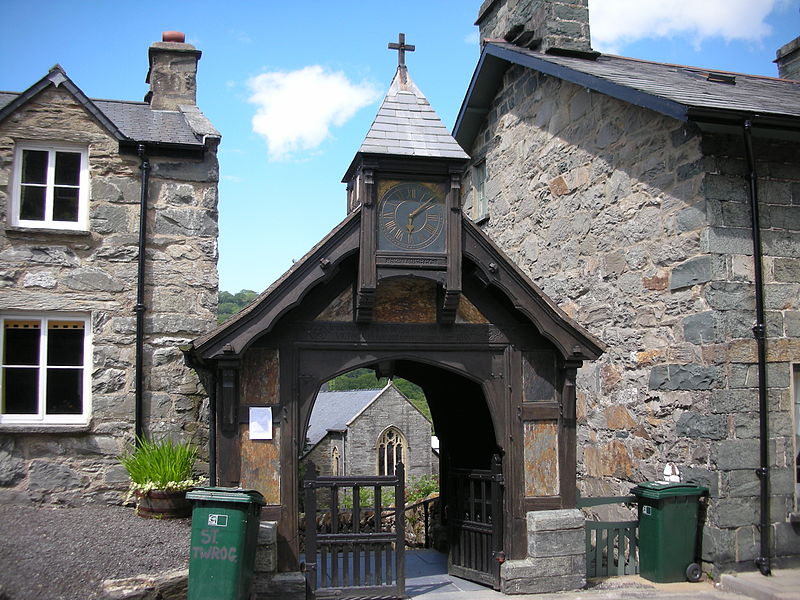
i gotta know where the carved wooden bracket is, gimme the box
[355,288,376,323]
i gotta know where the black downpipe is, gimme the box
[135,144,151,444]
[743,121,771,577]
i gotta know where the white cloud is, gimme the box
[247,66,380,161]
[464,30,480,45]
[589,0,779,53]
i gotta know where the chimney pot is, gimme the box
[162,31,186,43]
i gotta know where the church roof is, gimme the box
[304,388,384,447]
[0,65,218,149]
[355,66,468,161]
[455,42,800,149]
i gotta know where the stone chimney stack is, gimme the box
[775,37,800,80]
[476,0,592,53]
[146,31,202,110]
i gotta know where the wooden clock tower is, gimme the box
[342,34,469,323]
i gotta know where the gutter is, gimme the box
[742,120,771,577]
[134,144,150,443]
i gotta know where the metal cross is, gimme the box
[388,33,415,68]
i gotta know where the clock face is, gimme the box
[377,181,446,252]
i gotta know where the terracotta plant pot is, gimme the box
[135,489,191,519]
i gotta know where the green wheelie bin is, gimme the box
[631,481,707,583]
[186,487,265,600]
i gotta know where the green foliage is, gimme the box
[337,486,396,509]
[406,474,439,504]
[218,289,259,324]
[327,369,432,421]
[119,436,198,491]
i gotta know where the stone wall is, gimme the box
[0,85,218,504]
[462,63,800,571]
[302,432,344,478]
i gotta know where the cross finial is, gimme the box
[388,33,415,68]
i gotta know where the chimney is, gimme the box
[775,36,800,80]
[476,0,592,54]
[146,31,202,110]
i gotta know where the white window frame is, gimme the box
[0,312,92,425]
[472,160,488,222]
[10,142,89,230]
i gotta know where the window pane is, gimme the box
[4,322,40,365]
[53,187,79,222]
[47,323,84,366]
[54,152,81,186]
[46,368,83,414]
[21,150,47,184]
[20,186,46,221]
[2,367,38,414]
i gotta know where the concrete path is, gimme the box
[720,569,800,600]
[405,550,799,600]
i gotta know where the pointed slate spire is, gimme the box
[356,65,468,160]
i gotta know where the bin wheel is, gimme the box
[686,563,702,582]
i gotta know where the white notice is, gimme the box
[249,407,273,440]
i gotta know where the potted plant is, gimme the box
[119,436,203,519]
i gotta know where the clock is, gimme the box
[377,181,446,252]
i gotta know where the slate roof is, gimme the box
[305,388,383,447]
[0,66,218,148]
[357,66,468,160]
[455,42,800,149]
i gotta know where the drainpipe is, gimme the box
[743,120,771,577]
[134,144,151,444]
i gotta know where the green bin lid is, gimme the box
[186,486,266,504]
[631,481,708,499]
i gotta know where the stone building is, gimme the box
[455,0,800,576]
[0,32,219,504]
[301,383,434,480]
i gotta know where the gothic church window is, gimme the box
[331,445,341,476]
[11,144,89,230]
[377,427,406,476]
[0,314,90,424]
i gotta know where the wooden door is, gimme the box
[447,455,503,589]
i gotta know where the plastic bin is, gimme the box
[631,481,707,583]
[186,487,265,600]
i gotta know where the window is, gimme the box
[1,314,91,424]
[377,427,406,476]
[11,144,88,230]
[472,160,488,221]
[331,446,341,476]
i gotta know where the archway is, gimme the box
[298,356,502,589]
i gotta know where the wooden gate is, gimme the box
[303,462,405,599]
[447,455,503,589]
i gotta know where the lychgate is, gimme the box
[185,35,604,597]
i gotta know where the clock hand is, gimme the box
[406,198,435,233]
[408,198,434,219]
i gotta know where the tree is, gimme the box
[328,368,432,421]
[217,289,259,324]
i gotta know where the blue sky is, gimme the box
[1,1,798,293]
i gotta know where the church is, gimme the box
[301,382,435,481]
